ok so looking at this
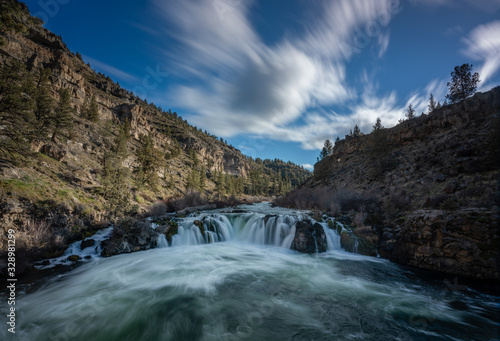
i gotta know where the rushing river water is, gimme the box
[2,203,499,340]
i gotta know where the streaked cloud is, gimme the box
[150,0,401,150]
[462,20,500,86]
[82,55,138,83]
[405,79,448,114]
[411,0,500,11]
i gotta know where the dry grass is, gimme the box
[18,219,53,249]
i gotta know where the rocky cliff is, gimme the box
[309,88,499,280]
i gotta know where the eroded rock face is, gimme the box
[292,221,327,253]
[101,220,159,257]
[381,209,499,280]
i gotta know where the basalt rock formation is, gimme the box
[292,220,327,253]
[308,87,500,280]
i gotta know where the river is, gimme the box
[2,202,499,340]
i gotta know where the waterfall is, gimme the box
[163,211,342,252]
[157,234,168,248]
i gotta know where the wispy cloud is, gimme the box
[405,79,448,114]
[150,0,401,150]
[462,20,500,87]
[411,0,500,11]
[377,31,391,58]
[82,55,138,83]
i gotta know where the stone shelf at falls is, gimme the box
[34,203,344,270]
[155,206,341,253]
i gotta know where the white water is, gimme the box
[3,203,498,340]
[34,226,114,269]
[167,204,338,251]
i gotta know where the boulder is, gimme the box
[292,221,327,253]
[101,220,159,257]
[40,144,67,161]
[80,238,95,250]
[67,255,81,262]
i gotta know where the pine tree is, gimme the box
[406,104,415,120]
[135,134,164,188]
[370,117,388,157]
[199,167,207,190]
[101,122,132,220]
[428,93,437,113]
[101,160,131,220]
[186,169,200,190]
[353,124,361,136]
[51,88,75,142]
[0,60,37,160]
[215,171,225,196]
[112,121,130,158]
[372,117,383,132]
[446,63,480,104]
[34,68,54,140]
[319,139,333,160]
[82,95,99,122]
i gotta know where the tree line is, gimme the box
[317,63,480,162]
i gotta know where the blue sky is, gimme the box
[24,0,500,170]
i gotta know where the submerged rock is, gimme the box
[292,221,327,253]
[67,255,81,262]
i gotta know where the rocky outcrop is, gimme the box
[308,86,499,279]
[292,221,327,253]
[381,209,499,280]
[100,220,159,257]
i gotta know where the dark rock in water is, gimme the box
[84,255,92,260]
[67,255,81,262]
[264,214,277,224]
[80,238,95,250]
[292,221,327,253]
[231,209,247,214]
[101,219,159,257]
[41,260,50,266]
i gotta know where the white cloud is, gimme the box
[302,164,314,171]
[377,31,391,58]
[298,0,398,60]
[82,55,138,83]
[462,21,500,86]
[150,0,402,151]
[405,79,448,114]
[412,0,500,11]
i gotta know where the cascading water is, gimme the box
[2,202,498,341]
[165,208,337,252]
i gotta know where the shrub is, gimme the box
[165,190,207,212]
[148,202,167,217]
[353,209,367,228]
[18,219,52,249]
